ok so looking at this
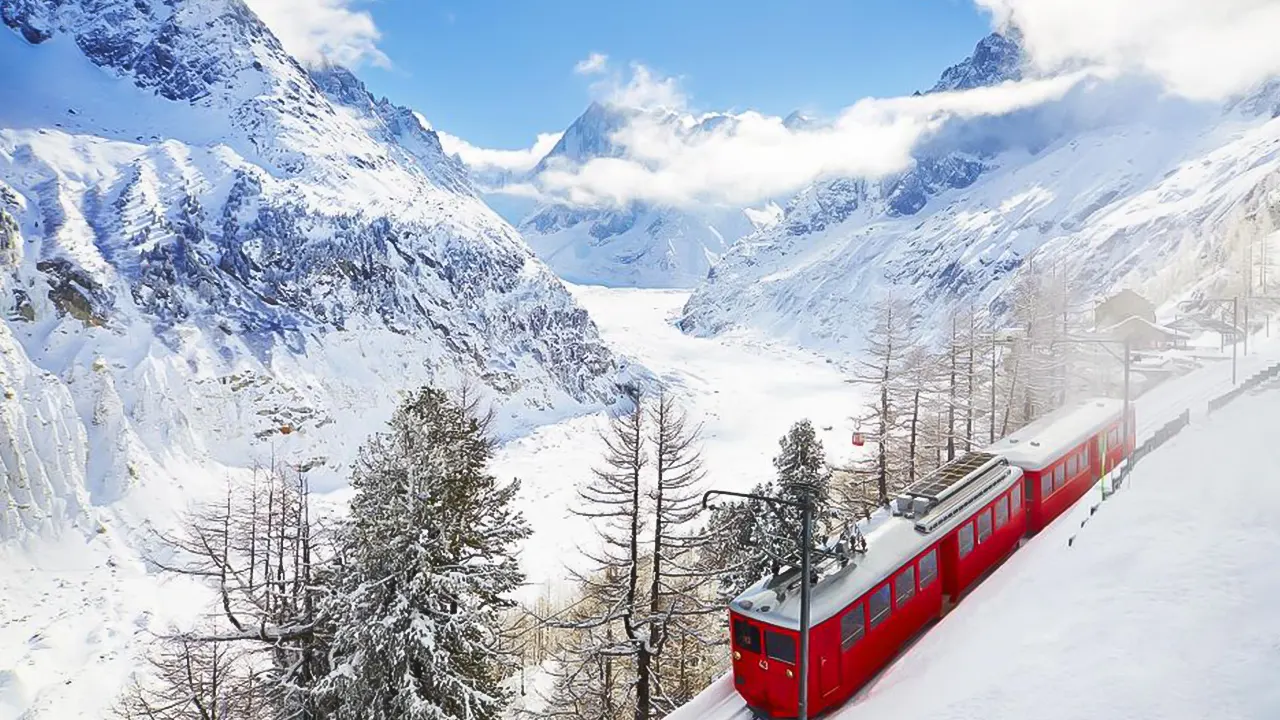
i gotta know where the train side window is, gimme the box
[1012,483,1023,513]
[995,496,1009,528]
[840,603,865,650]
[958,523,974,557]
[868,584,892,628]
[918,549,938,589]
[765,631,797,664]
[895,566,916,605]
[1054,464,1066,489]
[1067,454,1077,477]
[977,509,993,543]
[733,618,762,654]
[1041,472,1053,498]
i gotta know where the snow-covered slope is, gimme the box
[0,0,621,550]
[679,33,1280,352]
[473,102,759,288]
[669,333,1280,720]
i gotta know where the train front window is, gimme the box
[733,618,761,655]
[765,631,796,664]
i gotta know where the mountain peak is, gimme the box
[930,31,1024,93]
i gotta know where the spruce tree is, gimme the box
[322,387,529,720]
[701,420,832,595]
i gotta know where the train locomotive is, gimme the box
[727,397,1136,718]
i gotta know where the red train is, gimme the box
[727,398,1136,718]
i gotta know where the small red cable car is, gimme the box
[727,397,1134,719]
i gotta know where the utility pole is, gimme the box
[702,488,816,720]
[1233,296,1239,385]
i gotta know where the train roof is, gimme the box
[982,397,1125,471]
[729,457,1023,631]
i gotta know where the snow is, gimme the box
[983,398,1124,470]
[681,62,1280,355]
[494,284,862,602]
[667,330,1280,720]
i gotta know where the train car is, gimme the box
[984,398,1135,534]
[727,452,1026,719]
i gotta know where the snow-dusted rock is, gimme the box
[679,32,1280,353]
[0,0,623,543]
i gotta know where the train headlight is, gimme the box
[733,651,741,661]
[786,669,794,679]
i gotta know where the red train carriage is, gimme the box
[983,398,1135,534]
[727,397,1136,719]
[728,453,1026,718]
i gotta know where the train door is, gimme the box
[819,648,841,699]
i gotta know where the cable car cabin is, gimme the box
[726,452,1026,719]
[983,398,1136,534]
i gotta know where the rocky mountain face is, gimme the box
[0,0,622,542]
[678,32,1280,352]
[467,101,759,288]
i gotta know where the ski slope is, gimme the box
[670,336,1280,720]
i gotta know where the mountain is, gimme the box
[0,0,624,543]
[678,32,1280,351]
[466,102,759,288]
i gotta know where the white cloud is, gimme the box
[244,0,390,68]
[535,69,1097,208]
[976,0,1280,101]
[583,62,688,111]
[438,130,565,175]
[574,52,609,76]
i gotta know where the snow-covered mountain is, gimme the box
[469,102,759,288]
[679,32,1280,351]
[0,0,624,543]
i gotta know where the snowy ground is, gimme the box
[669,330,1280,720]
[5,286,1279,718]
[494,284,861,603]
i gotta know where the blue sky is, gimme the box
[357,0,995,150]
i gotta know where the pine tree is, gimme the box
[645,388,718,717]
[548,387,649,720]
[700,420,832,597]
[322,387,530,720]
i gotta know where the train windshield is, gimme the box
[732,617,762,654]
[765,631,796,664]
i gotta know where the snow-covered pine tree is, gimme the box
[321,386,529,720]
[700,420,833,594]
